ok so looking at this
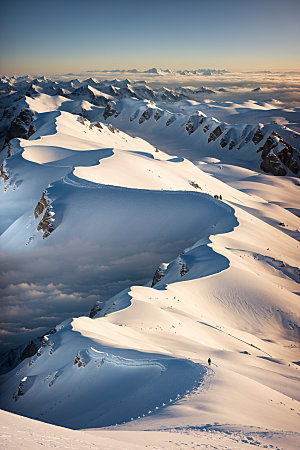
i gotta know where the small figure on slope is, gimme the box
[208,357,211,366]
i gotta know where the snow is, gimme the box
[0,74,300,449]
[2,409,300,450]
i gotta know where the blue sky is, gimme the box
[1,0,300,74]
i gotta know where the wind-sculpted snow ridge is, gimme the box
[0,106,239,249]
[0,320,207,429]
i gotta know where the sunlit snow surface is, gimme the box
[0,73,300,447]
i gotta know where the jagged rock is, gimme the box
[189,181,201,189]
[272,132,299,174]
[257,136,277,157]
[73,353,85,368]
[208,125,223,143]
[89,302,102,318]
[37,208,54,239]
[138,109,152,124]
[35,191,55,238]
[73,354,80,365]
[277,147,298,174]
[20,341,40,361]
[166,115,176,127]
[203,124,210,133]
[258,131,299,175]
[6,143,12,158]
[186,118,195,135]
[151,265,166,287]
[103,104,116,120]
[261,153,287,176]
[0,327,57,375]
[229,140,235,150]
[94,122,103,130]
[5,109,34,143]
[0,163,9,182]
[252,128,264,145]
[185,114,204,135]
[109,124,119,133]
[220,136,228,148]
[179,259,189,277]
[154,111,162,120]
[28,124,35,138]
[17,383,24,397]
[34,191,48,218]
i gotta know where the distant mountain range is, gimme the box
[66,68,229,76]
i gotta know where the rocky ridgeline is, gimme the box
[151,264,168,287]
[1,107,36,152]
[0,328,57,375]
[0,76,183,151]
[103,103,299,176]
[1,76,299,178]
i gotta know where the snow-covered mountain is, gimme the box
[87,67,229,76]
[1,75,299,176]
[0,75,299,447]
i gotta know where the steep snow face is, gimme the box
[0,320,206,429]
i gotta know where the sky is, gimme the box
[1,0,300,75]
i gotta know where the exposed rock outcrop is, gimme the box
[0,162,9,182]
[103,103,117,120]
[208,125,223,143]
[189,181,201,189]
[151,264,167,287]
[166,115,176,127]
[185,113,204,135]
[5,109,35,144]
[37,208,54,238]
[220,136,228,148]
[34,190,48,218]
[229,140,236,150]
[258,131,299,176]
[138,109,152,124]
[34,191,55,239]
[257,135,278,157]
[0,326,57,375]
[252,127,264,145]
[94,122,103,130]
[99,94,298,177]
[179,258,189,277]
[89,301,103,318]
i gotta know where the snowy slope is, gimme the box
[2,409,300,450]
